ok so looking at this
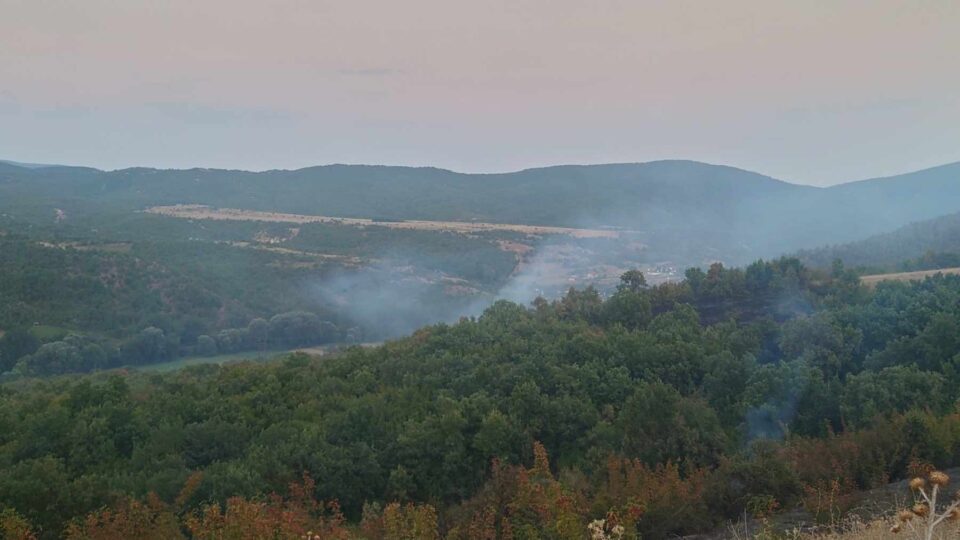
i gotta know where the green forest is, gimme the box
[3,258,960,538]
[796,211,960,272]
[0,234,346,374]
[0,224,520,375]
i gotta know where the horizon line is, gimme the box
[3,157,958,189]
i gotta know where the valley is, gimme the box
[2,159,959,377]
[5,3,960,537]
[1,159,960,539]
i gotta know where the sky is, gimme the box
[1,0,958,186]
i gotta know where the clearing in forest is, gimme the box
[860,267,960,287]
[145,204,630,238]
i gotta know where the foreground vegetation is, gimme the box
[2,258,960,538]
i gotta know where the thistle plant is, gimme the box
[588,518,625,540]
[890,470,960,539]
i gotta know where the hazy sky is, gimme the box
[1,0,958,185]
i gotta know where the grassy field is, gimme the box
[145,204,629,238]
[133,342,374,373]
[860,267,960,287]
[135,350,284,372]
[28,325,69,341]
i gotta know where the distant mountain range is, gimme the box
[1,158,959,265]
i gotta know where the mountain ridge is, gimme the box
[2,158,958,265]
[6,156,958,189]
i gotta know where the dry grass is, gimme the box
[725,517,960,540]
[798,471,960,540]
[804,519,897,540]
[36,241,133,253]
[145,204,630,238]
[800,518,960,540]
[860,268,960,287]
[222,241,366,265]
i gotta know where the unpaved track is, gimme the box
[145,204,630,238]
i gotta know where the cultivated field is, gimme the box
[145,204,630,238]
[860,267,960,287]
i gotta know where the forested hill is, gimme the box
[2,159,960,262]
[0,160,801,224]
[3,258,960,538]
[797,210,960,271]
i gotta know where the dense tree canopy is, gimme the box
[1,258,960,538]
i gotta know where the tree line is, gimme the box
[0,310,349,376]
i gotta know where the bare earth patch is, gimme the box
[225,241,364,261]
[145,204,630,238]
[37,241,133,253]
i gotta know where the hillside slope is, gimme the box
[796,211,960,270]
[2,159,958,264]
